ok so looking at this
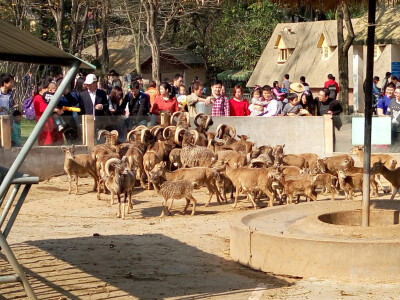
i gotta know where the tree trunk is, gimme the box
[123,0,142,74]
[101,0,110,73]
[144,0,161,86]
[337,1,355,115]
[48,0,65,50]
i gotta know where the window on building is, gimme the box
[279,49,288,63]
[374,45,384,61]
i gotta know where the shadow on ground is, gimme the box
[1,234,291,299]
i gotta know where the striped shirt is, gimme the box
[211,94,230,116]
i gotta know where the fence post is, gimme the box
[0,116,11,149]
[82,115,95,149]
[323,115,334,154]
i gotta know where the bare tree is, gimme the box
[337,1,355,114]
[100,0,111,73]
[48,0,65,50]
[69,0,89,55]
[122,0,143,74]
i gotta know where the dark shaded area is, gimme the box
[0,234,293,299]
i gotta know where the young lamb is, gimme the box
[337,170,363,200]
[62,145,98,195]
[150,174,197,217]
[274,173,317,204]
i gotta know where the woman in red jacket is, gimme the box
[151,82,179,116]
[33,76,64,146]
[229,85,250,116]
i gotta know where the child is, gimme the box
[280,82,288,94]
[176,85,187,111]
[42,82,66,131]
[249,87,267,116]
[12,110,22,147]
[259,85,279,117]
[282,93,303,116]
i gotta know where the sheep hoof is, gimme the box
[117,214,121,218]
[204,203,209,207]
[231,204,237,208]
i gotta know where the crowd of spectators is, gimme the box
[4,69,400,147]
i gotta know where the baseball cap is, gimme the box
[84,74,97,85]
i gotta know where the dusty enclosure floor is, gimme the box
[1,175,400,299]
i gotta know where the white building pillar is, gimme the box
[353,45,364,113]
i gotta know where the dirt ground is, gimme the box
[1,175,400,300]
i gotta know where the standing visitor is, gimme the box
[151,82,178,123]
[282,74,291,92]
[229,85,250,116]
[381,72,391,94]
[122,81,151,127]
[0,73,15,125]
[79,74,109,116]
[299,90,316,116]
[377,82,396,116]
[300,76,309,90]
[145,80,159,109]
[177,85,187,111]
[324,74,339,99]
[33,76,64,145]
[249,87,267,116]
[210,80,230,116]
[11,110,22,147]
[317,88,343,130]
[187,80,212,117]
[260,85,278,117]
[386,86,400,149]
[272,81,286,101]
[172,74,183,97]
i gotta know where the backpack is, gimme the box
[328,84,337,99]
[22,96,35,120]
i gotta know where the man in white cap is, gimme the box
[80,74,108,116]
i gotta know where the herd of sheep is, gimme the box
[61,111,400,219]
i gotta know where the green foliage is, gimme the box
[167,1,283,78]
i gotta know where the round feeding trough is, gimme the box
[230,200,400,282]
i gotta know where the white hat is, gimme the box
[84,74,97,85]
[289,82,305,94]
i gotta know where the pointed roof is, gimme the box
[353,5,400,45]
[247,19,359,89]
[81,35,204,75]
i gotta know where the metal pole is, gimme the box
[0,61,79,200]
[362,0,376,227]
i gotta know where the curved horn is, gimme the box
[163,125,175,140]
[141,128,150,144]
[110,130,119,138]
[150,125,162,135]
[171,111,181,124]
[105,158,121,176]
[194,113,204,127]
[153,126,164,139]
[205,115,213,130]
[215,124,225,139]
[126,129,136,141]
[174,127,186,145]
[132,125,147,132]
[190,130,199,145]
[97,129,109,140]
[226,125,236,138]
[185,112,190,127]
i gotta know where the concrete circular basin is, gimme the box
[230,200,400,282]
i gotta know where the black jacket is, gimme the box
[121,91,150,116]
[79,89,109,116]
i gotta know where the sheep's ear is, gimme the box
[61,147,67,152]
[162,161,167,167]
[282,144,285,148]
